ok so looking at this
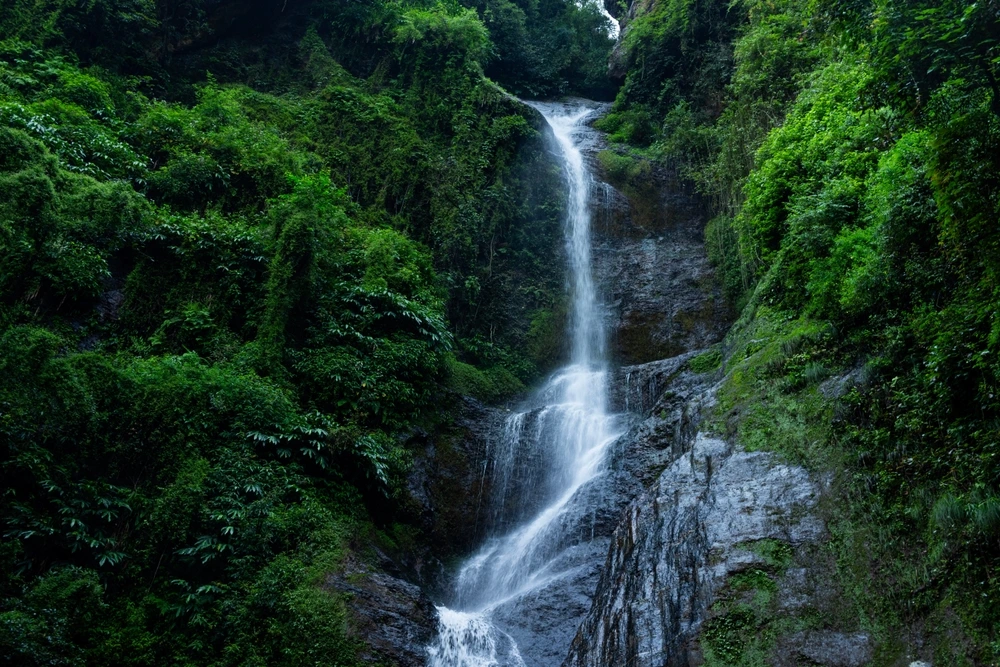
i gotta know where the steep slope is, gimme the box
[589,0,1000,661]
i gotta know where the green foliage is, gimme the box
[701,605,760,665]
[0,567,107,666]
[608,0,1000,650]
[395,6,491,68]
[0,323,377,663]
[610,0,741,125]
[741,539,793,569]
[134,86,304,212]
[0,1,157,69]
[465,0,617,99]
[525,304,567,372]
[446,355,525,403]
[0,0,583,662]
[595,106,657,145]
[737,61,882,281]
[0,127,147,309]
[727,43,1000,656]
[705,215,749,307]
[689,347,722,373]
[597,149,651,184]
[870,0,1000,116]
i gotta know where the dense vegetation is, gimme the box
[5,0,999,662]
[602,0,1000,660]
[0,1,615,664]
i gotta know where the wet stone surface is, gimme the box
[564,432,828,667]
[772,631,874,667]
[403,396,502,591]
[480,355,724,667]
[589,169,730,366]
[327,560,438,667]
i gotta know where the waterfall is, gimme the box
[428,100,621,667]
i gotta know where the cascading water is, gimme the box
[428,100,621,667]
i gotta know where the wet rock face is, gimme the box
[600,230,728,364]
[327,560,438,667]
[469,356,720,667]
[585,145,730,367]
[564,432,827,667]
[772,631,874,667]
[403,396,503,589]
[489,539,613,667]
[607,355,715,489]
[608,353,699,414]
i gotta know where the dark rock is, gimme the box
[772,631,873,667]
[327,560,438,667]
[605,354,718,493]
[586,150,730,367]
[595,219,730,365]
[401,396,503,591]
[608,353,699,414]
[96,288,124,323]
[464,357,719,667]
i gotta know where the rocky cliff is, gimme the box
[376,100,870,666]
[560,113,875,666]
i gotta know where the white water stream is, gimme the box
[428,101,621,667]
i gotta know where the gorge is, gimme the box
[1,0,999,665]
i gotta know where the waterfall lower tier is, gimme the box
[429,368,623,667]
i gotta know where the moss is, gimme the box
[690,347,723,373]
[705,309,836,464]
[739,539,793,570]
[446,355,524,404]
[701,605,760,665]
[526,304,567,372]
[597,149,652,184]
[700,540,828,666]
